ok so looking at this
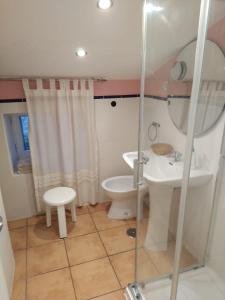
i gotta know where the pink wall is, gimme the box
[0,18,224,100]
[0,79,140,100]
[144,17,225,98]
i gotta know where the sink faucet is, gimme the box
[141,152,149,164]
[170,150,182,162]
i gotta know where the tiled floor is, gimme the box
[9,202,196,300]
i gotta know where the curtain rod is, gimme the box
[0,77,107,82]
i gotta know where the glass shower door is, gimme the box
[135,0,203,288]
[131,0,225,299]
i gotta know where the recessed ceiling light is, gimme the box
[75,48,87,57]
[97,0,113,10]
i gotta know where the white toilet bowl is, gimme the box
[101,175,148,219]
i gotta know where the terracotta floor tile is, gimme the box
[11,279,26,300]
[71,257,120,300]
[12,250,27,300]
[145,245,173,275]
[67,214,96,238]
[27,222,60,248]
[91,290,125,300]
[10,227,27,250]
[88,202,111,214]
[167,242,197,268]
[76,205,89,215]
[110,250,158,288]
[136,218,149,247]
[8,218,27,230]
[27,240,68,277]
[92,210,126,231]
[14,250,26,281]
[127,218,136,227]
[99,226,135,255]
[27,268,76,300]
[109,251,134,288]
[136,248,159,283]
[65,233,106,266]
[27,215,46,226]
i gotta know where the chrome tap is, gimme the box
[141,152,149,164]
[170,150,182,162]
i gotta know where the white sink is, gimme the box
[123,150,212,251]
[123,150,212,188]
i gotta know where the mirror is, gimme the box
[168,40,225,136]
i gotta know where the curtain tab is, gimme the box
[88,80,94,92]
[22,79,30,91]
[49,79,55,90]
[80,80,85,91]
[73,80,78,91]
[36,79,43,90]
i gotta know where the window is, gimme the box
[4,114,31,174]
[19,115,30,151]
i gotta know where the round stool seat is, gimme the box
[43,187,76,206]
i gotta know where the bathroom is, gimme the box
[0,0,225,299]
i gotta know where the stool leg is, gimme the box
[46,206,51,227]
[71,201,76,222]
[57,205,67,238]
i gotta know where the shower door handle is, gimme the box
[0,216,3,232]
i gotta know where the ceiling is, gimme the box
[0,0,224,80]
[0,0,142,79]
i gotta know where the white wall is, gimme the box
[96,98,139,201]
[208,159,225,284]
[0,98,139,219]
[143,98,225,263]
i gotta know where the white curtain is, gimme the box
[22,79,99,212]
[196,81,225,133]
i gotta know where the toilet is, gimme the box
[101,175,148,219]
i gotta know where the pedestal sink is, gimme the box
[123,150,212,251]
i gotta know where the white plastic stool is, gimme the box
[43,187,76,238]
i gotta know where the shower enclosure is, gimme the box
[126,0,225,299]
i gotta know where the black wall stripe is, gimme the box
[0,94,191,103]
[0,98,26,103]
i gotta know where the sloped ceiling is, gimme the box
[145,0,225,76]
[0,0,224,80]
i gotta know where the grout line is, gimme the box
[63,239,78,300]
[88,210,134,289]
[97,234,123,289]
[26,239,64,250]
[68,255,109,268]
[26,266,69,279]
[87,288,123,300]
[88,211,123,288]
[15,207,138,299]
[97,223,130,233]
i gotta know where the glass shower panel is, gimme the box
[134,0,225,299]
[174,1,225,299]
[136,0,203,290]
[180,0,225,270]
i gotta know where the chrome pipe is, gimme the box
[135,0,148,282]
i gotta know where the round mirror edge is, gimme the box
[167,100,225,138]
